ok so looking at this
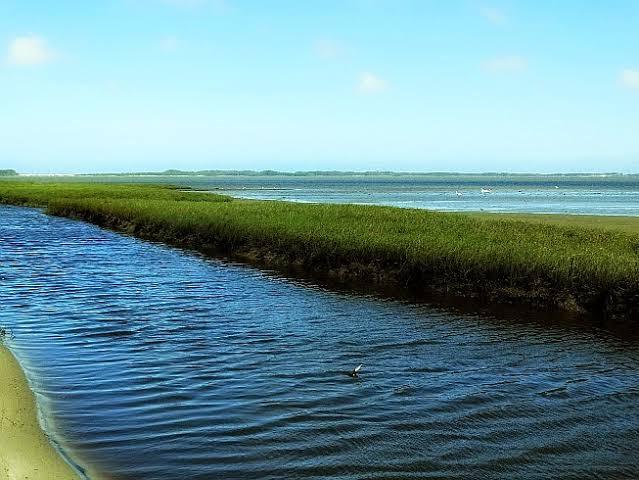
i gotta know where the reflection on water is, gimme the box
[1,205,638,479]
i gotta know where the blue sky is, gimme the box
[1,0,638,173]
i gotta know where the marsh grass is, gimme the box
[1,181,638,318]
[0,181,232,205]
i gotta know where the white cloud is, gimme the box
[482,55,528,73]
[621,69,639,91]
[314,39,343,59]
[7,35,56,66]
[480,7,507,25]
[358,72,388,94]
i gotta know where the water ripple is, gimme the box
[1,205,639,479]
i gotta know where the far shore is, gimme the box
[0,345,80,480]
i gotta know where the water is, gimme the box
[151,175,639,216]
[1,205,639,479]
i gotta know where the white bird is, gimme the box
[349,364,363,378]
[455,191,463,197]
[480,188,493,194]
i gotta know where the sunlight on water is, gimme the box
[176,176,639,216]
[1,205,638,479]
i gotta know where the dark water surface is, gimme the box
[1,205,639,479]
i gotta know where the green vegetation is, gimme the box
[0,181,232,206]
[1,181,638,319]
[475,212,639,235]
[0,169,18,176]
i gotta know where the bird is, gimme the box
[349,364,363,378]
[455,191,463,197]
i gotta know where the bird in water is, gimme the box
[348,364,363,378]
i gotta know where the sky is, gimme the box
[1,0,638,174]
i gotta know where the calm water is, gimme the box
[167,175,639,216]
[1,205,639,479]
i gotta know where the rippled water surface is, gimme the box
[172,175,639,215]
[1,205,639,479]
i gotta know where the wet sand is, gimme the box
[0,346,79,480]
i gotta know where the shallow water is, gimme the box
[1,205,639,479]
[180,176,639,215]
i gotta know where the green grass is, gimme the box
[1,180,638,318]
[473,212,639,235]
[0,181,232,205]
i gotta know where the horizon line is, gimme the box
[9,170,639,177]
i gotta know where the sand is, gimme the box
[0,346,80,480]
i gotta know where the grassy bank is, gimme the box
[0,345,80,480]
[474,212,639,235]
[1,181,639,319]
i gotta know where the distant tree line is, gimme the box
[82,169,639,178]
[0,169,18,176]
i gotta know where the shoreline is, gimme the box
[0,345,81,480]
[1,181,639,320]
[48,203,639,320]
[55,209,639,320]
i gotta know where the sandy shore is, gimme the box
[0,346,80,480]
